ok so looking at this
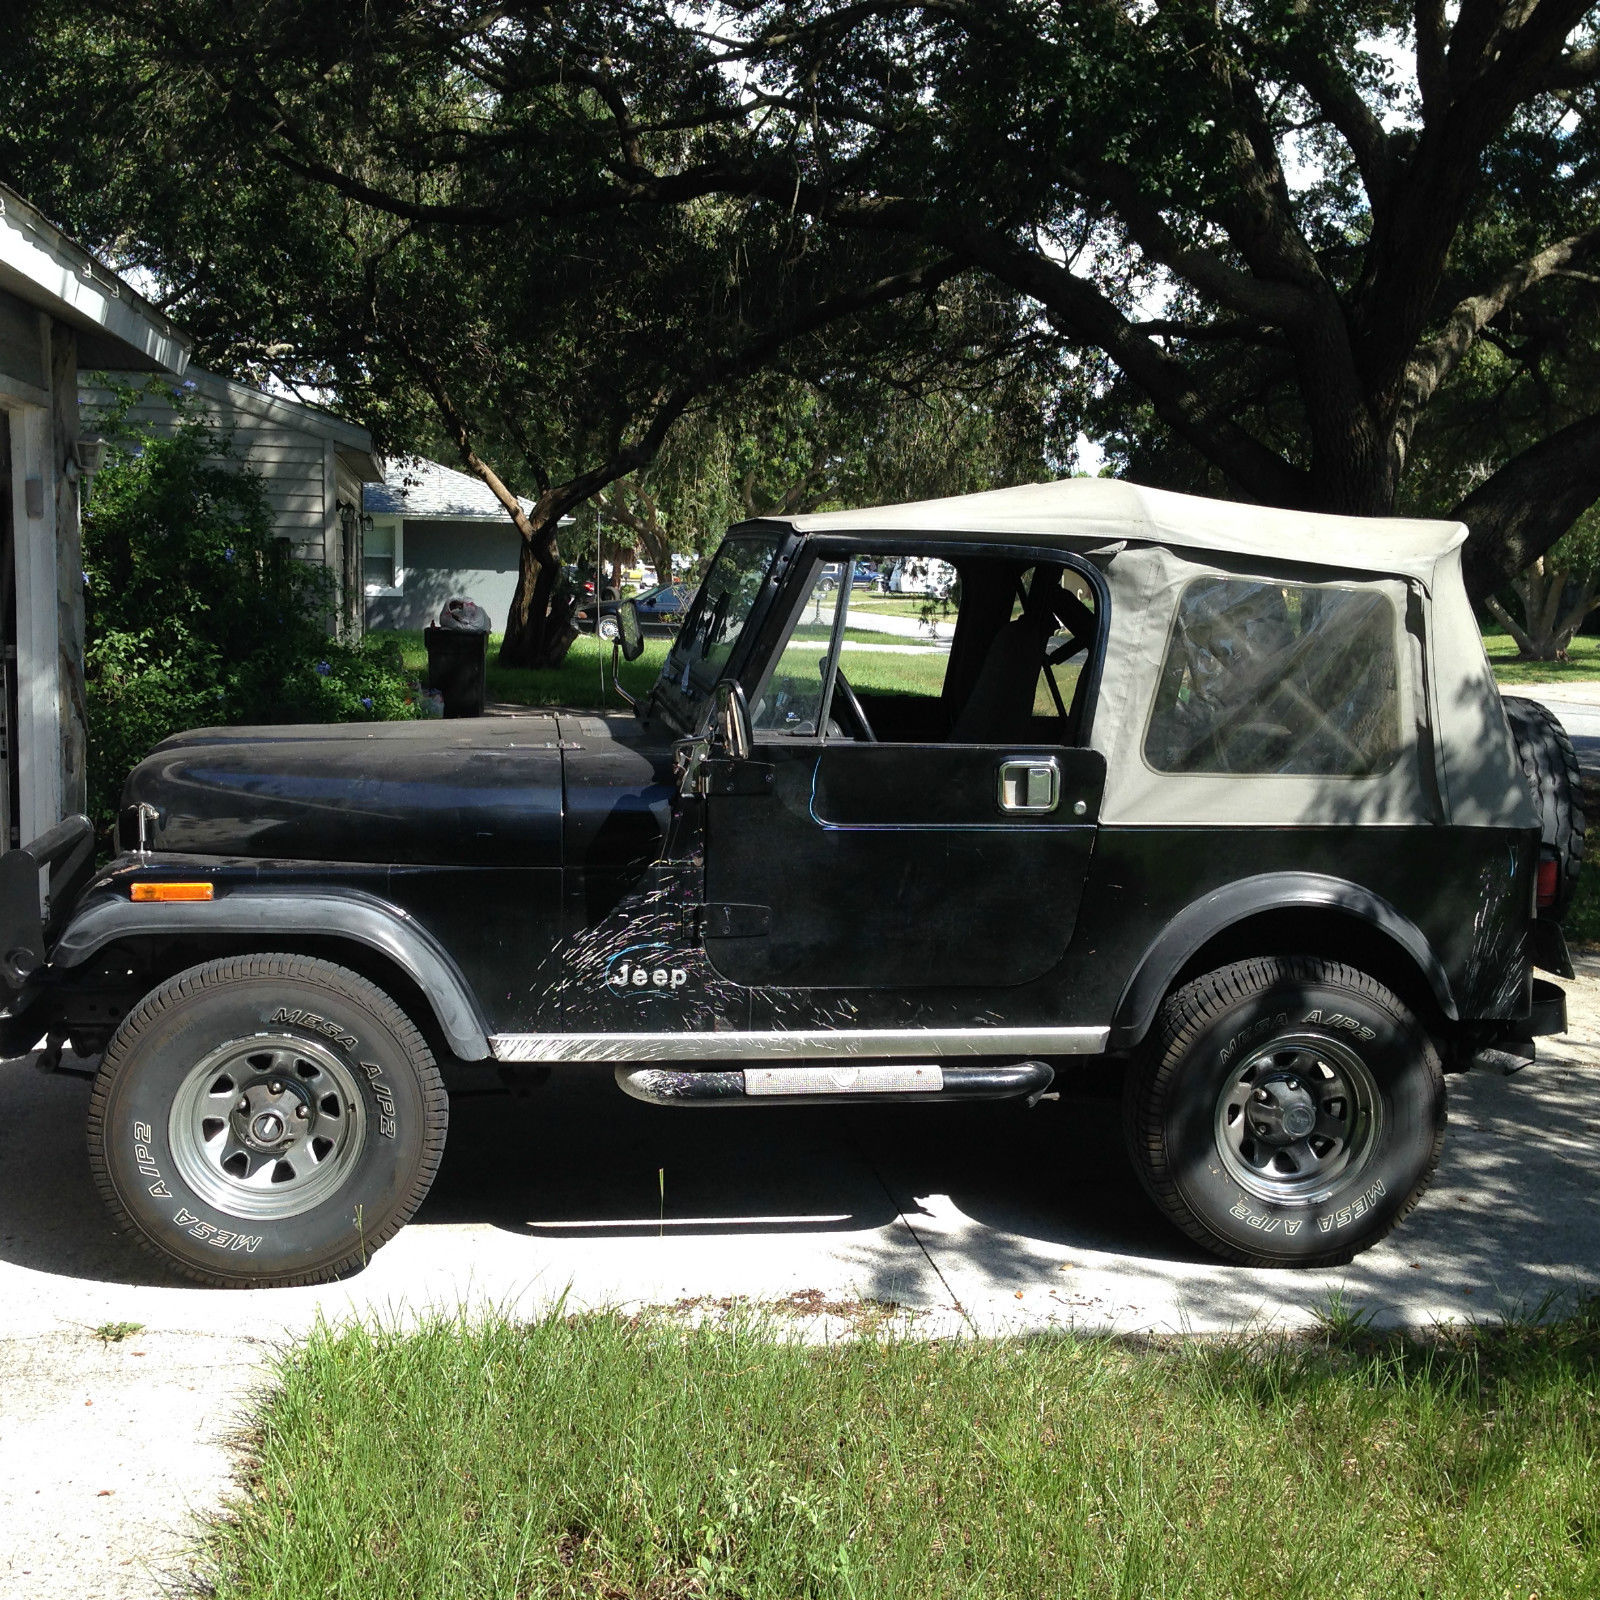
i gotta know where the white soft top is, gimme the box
[785,478,1466,586]
[777,476,1523,829]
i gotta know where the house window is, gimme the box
[364,518,403,595]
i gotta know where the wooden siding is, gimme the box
[0,289,47,396]
[81,381,333,559]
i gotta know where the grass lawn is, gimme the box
[382,629,669,710]
[381,622,1600,706]
[848,592,957,620]
[202,1306,1600,1599]
[1485,627,1600,685]
[1567,862,1600,946]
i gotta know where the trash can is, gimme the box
[423,626,487,718]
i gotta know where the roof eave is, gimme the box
[0,184,190,374]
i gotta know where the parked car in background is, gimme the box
[579,582,695,639]
[816,561,879,592]
[566,564,619,602]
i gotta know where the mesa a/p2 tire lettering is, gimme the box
[128,1117,262,1251]
[88,954,446,1288]
[1224,1176,1388,1237]
[268,1007,358,1049]
[355,1059,398,1139]
[267,1006,397,1139]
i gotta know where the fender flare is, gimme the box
[1110,872,1458,1049]
[51,889,493,1060]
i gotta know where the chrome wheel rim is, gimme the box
[168,1035,367,1220]
[1214,1031,1382,1204]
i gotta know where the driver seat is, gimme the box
[949,571,1061,743]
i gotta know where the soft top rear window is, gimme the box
[1144,577,1401,777]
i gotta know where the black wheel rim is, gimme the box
[1213,1030,1382,1204]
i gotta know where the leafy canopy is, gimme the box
[83,413,416,831]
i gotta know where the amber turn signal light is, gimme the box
[130,882,214,903]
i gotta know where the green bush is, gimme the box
[84,418,417,833]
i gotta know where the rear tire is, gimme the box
[597,614,620,641]
[87,954,447,1287]
[1502,695,1585,919]
[1124,956,1445,1267]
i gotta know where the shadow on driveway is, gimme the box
[0,1060,1190,1290]
[3,1050,1597,1334]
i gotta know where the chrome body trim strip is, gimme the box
[488,1025,1109,1064]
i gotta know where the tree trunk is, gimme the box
[637,523,673,586]
[498,518,578,670]
[1492,563,1600,661]
[1455,411,1600,603]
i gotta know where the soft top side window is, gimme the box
[1143,577,1401,777]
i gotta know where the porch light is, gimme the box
[65,435,108,482]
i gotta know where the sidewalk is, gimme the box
[845,609,956,642]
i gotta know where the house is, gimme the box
[82,368,382,639]
[0,182,189,849]
[365,457,572,632]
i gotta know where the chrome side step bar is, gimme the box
[615,1060,1054,1107]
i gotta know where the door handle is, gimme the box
[997,757,1060,814]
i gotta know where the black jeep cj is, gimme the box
[0,479,1579,1285]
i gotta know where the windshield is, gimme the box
[655,532,784,727]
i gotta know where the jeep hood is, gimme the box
[121,713,676,870]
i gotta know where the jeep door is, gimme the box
[700,548,1107,991]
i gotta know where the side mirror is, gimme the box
[712,679,752,761]
[616,598,645,662]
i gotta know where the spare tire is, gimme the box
[1502,695,1586,919]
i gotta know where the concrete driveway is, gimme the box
[4,960,1600,1597]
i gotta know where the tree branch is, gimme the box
[507,253,970,542]
[1457,409,1600,600]
[1403,221,1600,422]
[1062,161,1313,327]
[1266,26,1392,212]
[1415,0,1450,115]
[870,212,1308,506]
[397,343,543,540]
[1483,593,1536,655]
[1134,317,1285,345]
[1542,42,1600,89]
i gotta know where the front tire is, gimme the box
[1124,957,1445,1266]
[87,954,447,1286]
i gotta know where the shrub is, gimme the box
[84,417,417,833]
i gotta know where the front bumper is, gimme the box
[0,813,95,991]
